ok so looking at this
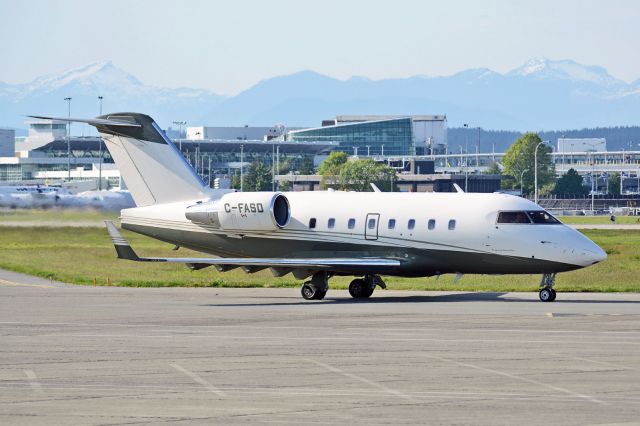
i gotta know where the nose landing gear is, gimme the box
[539,273,557,302]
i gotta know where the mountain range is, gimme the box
[1,58,639,133]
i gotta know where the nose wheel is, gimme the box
[539,273,557,302]
[539,287,556,302]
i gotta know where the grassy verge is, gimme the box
[0,226,637,292]
[558,216,640,225]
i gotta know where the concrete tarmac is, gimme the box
[1,273,639,425]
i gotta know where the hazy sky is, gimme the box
[1,0,639,94]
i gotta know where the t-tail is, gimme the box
[28,113,210,207]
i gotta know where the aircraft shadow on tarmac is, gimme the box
[201,292,640,307]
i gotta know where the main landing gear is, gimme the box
[300,273,387,301]
[349,275,386,299]
[539,273,557,302]
[301,272,329,300]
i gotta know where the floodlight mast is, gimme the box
[64,97,72,180]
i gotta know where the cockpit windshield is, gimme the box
[497,210,561,225]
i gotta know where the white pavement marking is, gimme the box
[570,356,639,372]
[305,358,414,402]
[0,278,49,289]
[24,370,43,393]
[170,362,226,397]
[423,353,605,405]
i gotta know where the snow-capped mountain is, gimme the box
[507,57,628,90]
[1,58,638,131]
[0,61,224,130]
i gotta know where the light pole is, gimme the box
[272,141,276,191]
[534,140,549,204]
[366,145,371,156]
[520,169,529,197]
[352,146,358,156]
[64,97,72,181]
[98,96,103,190]
[240,144,244,192]
[477,127,481,167]
[173,121,186,152]
[463,123,469,191]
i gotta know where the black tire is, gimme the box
[314,289,327,300]
[361,285,374,298]
[349,279,366,298]
[539,288,553,302]
[549,288,557,302]
[301,282,317,300]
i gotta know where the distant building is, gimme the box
[0,129,15,157]
[286,115,447,156]
[557,138,606,153]
[18,119,68,152]
[186,125,288,141]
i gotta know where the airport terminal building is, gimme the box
[286,115,447,156]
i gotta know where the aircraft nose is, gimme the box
[577,237,607,266]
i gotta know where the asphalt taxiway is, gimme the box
[0,269,639,425]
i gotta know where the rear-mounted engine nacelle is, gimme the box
[185,192,290,231]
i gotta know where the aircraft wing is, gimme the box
[105,222,401,277]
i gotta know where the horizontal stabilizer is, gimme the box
[27,115,141,127]
[105,221,401,271]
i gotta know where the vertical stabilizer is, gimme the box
[95,113,208,206]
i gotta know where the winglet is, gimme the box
[105,221,140,261]
[453,183,465,193]
[370,183,381,192]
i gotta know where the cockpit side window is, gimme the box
[497,211,532,224]
[527,211,561,224]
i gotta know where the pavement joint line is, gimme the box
[24,370,43,393]
[422,353,606,405]
[12,333,640,346]
[3,321,640,337]
[304,358,415,402]
[170,362,226,397]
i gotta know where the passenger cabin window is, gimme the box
[309,218,317,229]
[348,218,356,229]
[448,219,456,230]
[328,218,335,228]
[388,219,396,229]
[428,219,436,230]
[368,218,376,229]
[408,219,415,230]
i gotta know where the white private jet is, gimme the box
[30,113,607,302]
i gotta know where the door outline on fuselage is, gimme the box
[365,213,380,240]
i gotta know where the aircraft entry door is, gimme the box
[365,213,380,240]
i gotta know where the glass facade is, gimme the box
[287,118,414,156]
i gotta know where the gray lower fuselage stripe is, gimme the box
[120,220,581,275]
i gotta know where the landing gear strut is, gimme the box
[539,273,557,302]
[349,275,385,299]
[301,272,329,300]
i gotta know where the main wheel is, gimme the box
[349,279,366,298]
[539,288,554,302]
[314,289,327,300]
[301,282,318,300]
[548,288,557,302]
[361,285,374,298]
